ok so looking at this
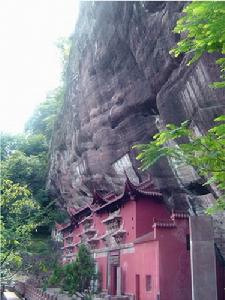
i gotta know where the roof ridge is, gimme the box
[153,218,176,228]
[171,210,189,219]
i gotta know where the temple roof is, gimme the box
[112,228,126,237]
[171,210,189,220]
[89,189,108,209]
[56,222,72,232]
[71,206,92,223]
[95,175,162,213]
[102,214,121,224]
[124,172,162,197]
[57,175,163,230]
[79,214,93,225]
[152,219,176,228]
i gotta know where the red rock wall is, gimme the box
[47,2,225,257]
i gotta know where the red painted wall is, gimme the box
[96,255,108,291]
[92,212,108,249]
[60,198,197,300]
[73,224,82,254]
[136,197,170,238]
[120,249,136,296]
[157,218,192,300]
[120,200,136,243]
[133,241,159,300]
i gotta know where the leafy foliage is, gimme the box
[135,2,225,214]
[0,37,71,281]
[0,179,40,278]
[19,236,61,282]
[0,133,25,160]
[25,87,64,141]
[25,37,71,140]
[1,137,49,206]
[134,116,225,213]
[48,244,97,296]
[18,134,48,156]
[170,2,225,87]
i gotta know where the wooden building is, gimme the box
[56,176,225,300]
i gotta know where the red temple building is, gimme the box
[56,176,225,300]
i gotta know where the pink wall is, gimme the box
[96,255,108,291]
[120,200,137,243]
[120,250,136,296]
[92,212,108,249]
[60,198,195,300]
[120,241,160,300]
[133,241,159,300]
[157,218,192,300]
[136,197,170,238]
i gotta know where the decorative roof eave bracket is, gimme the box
[102,215,122,224]
[112,229,126,237]
[90,189,108,209]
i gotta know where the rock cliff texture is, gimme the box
[47,2,225,255]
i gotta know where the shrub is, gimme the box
[48,244,98,295]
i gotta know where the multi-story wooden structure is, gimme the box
[56,176,225,300]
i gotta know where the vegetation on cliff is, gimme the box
[135,116,225,213]
[0,179,40,278]
[170,1,225,88]
[0,38,70,279]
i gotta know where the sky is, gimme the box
[0,0,79,134]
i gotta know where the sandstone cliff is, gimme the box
[47,2,225,255]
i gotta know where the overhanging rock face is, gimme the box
[47,2,225,256]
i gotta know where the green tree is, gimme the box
[25,37,71,140]
[134,115,225,213]
[25,88,64,141]
[1,150,48,205]
[74,244,97,293]
[0,133,25,160]
[48,244,97,296]
[170,1,225,87]
[18,134,48,156]
[55,37,72,82]
[0,36,71,280]
[0,179,40,279]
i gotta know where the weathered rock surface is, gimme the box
[47,2,225,255]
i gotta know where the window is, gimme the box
[146,275,152,291]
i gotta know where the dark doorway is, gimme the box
[108,251,120,295]
[110,265,117,295]
[136,274,140,300]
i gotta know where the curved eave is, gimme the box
[134,188,163,199]
[78,214,94,225]
[94,193,127,213]
[124,172,162,198]
[112,229,126,237]
[59,223,72,232]
[90,189,108,207]
[71,206,92,223]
